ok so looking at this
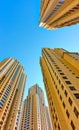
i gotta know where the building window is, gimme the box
[74,94,79,99]
[53,115,54,119]
[60,95,62,101]
[66,109,70,118]
[55,72,56,76]
[60,72,64,75]
[74,107,79,118]
[53,108,55,113]
[64,90,68,97]
[61,84,64,90]
[56,75,58,80]
[56,115,58,121]
[55,85,57,89]
[57,90,59,94]
[63,76,68,79]
[0,121,3,125]
[76,76,79,79]
[54,81,55,85]
[54,122,56,128]
[65,81,71,85]
[69,86,76,91]
[59,79,61,84]
[58,123,60,130]
[58,69,62,72]
[56,67,60,69]
[68,97,72,106]
[63,102,65,109]
[71,120,75,130]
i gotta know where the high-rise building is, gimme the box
[21,84,53,130]
[39,0,79,30]
[40,48,79,130]
[0,57,26,130]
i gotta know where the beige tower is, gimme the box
[40,48,79,130]
[39,0,79,30]
[0,57,26,130]
[21,84,53,130]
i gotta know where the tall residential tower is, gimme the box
[39,0,79,30]
[21,84,53,130]
[40,48,79,130]
[0,58,26,130]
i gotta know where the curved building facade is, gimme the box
[39,0,79,30]
[0,57,26,130]
[40,48,79,130]
[21,84,53,130]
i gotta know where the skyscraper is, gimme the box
[21,84,53,130]
[39,0,79,30]
[40,48,79,130]
[0,57,26,130]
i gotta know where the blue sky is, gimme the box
[0,0,79,105]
